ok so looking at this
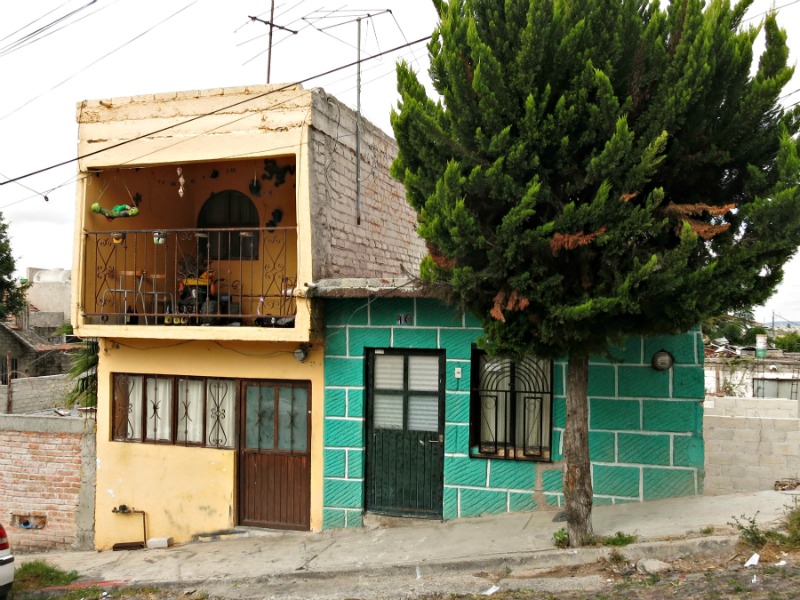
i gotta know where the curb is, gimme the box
[120,534,740,588]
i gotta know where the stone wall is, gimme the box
[0,374,72,415]
[0,414,96,552]
[322,297,706,528]
[703,396,800,495]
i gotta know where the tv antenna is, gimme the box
[249,1,298,83]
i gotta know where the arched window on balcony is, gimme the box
[198,190,259,259]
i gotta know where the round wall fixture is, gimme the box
[294,344,310,362]
[651,350,674,371]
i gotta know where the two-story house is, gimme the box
[73,85,425,548]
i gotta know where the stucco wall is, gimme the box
[322,297,706,528]
[92,337,325,550]
[703,396,800,495]
[0,414,96,552]
[0,374,73,415]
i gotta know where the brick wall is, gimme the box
[321,297,706,528]
[0,374,73,415]
[308,91,426,280]
[704,396,800,495]
[0,414,96,552]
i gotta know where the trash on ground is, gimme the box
[481,584,500,595]
[744,553,760,567]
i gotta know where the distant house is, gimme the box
[71,84,705,550]
[0,307,73,384]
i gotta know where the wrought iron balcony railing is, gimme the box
[81,227,297,327]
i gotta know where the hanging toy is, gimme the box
[91,191,141,221]
[91,202,139,220]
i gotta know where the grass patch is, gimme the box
[700,525,715,535]
[603,531,637,546]
[13,560,80,591]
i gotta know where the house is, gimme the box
[72,85,705,550]
[72,85,424,549]
[0,307,73,385]
[315,283,705,526]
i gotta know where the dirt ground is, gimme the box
[17,547,800,600]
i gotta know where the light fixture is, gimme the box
[111,232,126,245]
[294,344,310,362]
[651,350,674,371]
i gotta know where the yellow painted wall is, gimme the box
[94,335,325,549]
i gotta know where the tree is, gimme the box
[57,323,98,408]
[776,332,800,352]
[0,212,27,319]
[391,0,800,545]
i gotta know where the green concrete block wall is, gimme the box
[322,299,705,528]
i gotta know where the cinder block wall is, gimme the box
[704,396,800,494]
[321,297,705,528]
[0,374,72,415]
[0,415,96,551]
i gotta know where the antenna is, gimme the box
[249,2,298,83]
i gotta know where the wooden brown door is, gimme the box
[238,381,311,530]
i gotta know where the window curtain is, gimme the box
[177,378,205,443]
[145,377,173,441]
[206,379,235,448]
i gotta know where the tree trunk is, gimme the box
[563,352,593,546]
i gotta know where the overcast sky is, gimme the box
[0,0,798,324]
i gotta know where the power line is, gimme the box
[0,1,198,121]
[0,0,98,57]
[742,0,800,22]
[0,34,431,188]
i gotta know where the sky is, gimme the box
[0,0,798,324]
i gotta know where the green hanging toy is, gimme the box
[91,192,142,221]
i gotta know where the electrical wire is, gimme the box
[0,1,198,121]
[0,0,99,57]
[742,0,800,22]
[0,34,431,188]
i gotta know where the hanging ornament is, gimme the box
[177,167,185,197]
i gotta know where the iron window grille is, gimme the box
[469,346,554,461]
[112,373,236,449]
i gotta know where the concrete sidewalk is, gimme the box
[17,490,799,594]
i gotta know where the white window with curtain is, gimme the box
[145,377,173,442]
[112,373,237,449]
[177,378,205,444]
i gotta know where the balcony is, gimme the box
[80,227,297,329]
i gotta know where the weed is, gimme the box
[13,560,79,591]
[603,531,637,546]
[729,513,767,549]
[700,525,715,535]
[732,583,746,593]
[643,573,660,586]
[607,548,626,564]
[553,527,569,548]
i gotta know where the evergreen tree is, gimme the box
[391,0,800,545]
[0,212,27,319]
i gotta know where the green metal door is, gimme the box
[365,349,444,518]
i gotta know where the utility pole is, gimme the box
[356,16,362,225]
[249,3,298,84]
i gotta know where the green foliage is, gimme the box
[607,548,627,564]
[13,560,79,590]
[553,527,569,548]
[729,512,767,550]
[0,212,27,320]
[775,332,800,352]
[63,338,98,408]
[603,531,638,546]
[392,0,800,360]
